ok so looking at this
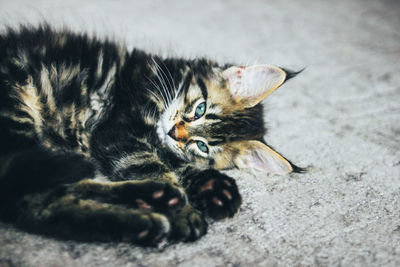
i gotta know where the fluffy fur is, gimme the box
[0,25,301,246]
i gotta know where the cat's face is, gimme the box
[156,62,295,174]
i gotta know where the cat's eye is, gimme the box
[194,102,206,119]
[196,140,209,153]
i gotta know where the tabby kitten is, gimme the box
[0,25,302,246]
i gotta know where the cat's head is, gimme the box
[156,60,298,174]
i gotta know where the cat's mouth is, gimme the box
[156,117,186,159]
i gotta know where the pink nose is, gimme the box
[168,124,188,141]
[168,125,177,140]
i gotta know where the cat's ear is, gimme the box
[222,65,287,108]
[233,140,293,174]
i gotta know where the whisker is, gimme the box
[145,76,167,107]
[151,67,169,106]
[156,59,175,102]
[145,87,162,104]
[152,58,173,106]
[161,60,177,98]
[147,59,168,105]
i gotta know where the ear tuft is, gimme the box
[222,65,287,107]
[234,141,293,175]
[280,67,305,82]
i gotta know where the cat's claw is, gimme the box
[187,170,242,220]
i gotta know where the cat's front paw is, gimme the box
[169,205,207,242]
[117,180,187,216]
[120,212,172,247]
[187,170,242,220]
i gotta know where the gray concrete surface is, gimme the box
[0,0,399,266]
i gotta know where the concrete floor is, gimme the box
[0,0,399,266]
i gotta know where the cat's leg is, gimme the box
[69,178,187,216]
[17,190,171,246]
[67,179,208,242]
[0,147,177,246]
[0,148,175,245]
[183,169,242,220]
[0,148,95,220]
[14,179,206,244]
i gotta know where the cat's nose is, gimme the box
[168,125,177,140]
[168,124,188,142]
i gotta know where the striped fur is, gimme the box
[0,25,301,246]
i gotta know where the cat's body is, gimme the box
[0,25,301,246]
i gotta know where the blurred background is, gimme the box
[1,0,399,66]
[0,0,399,266]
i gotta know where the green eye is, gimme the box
[196,141,209,153]
[194,102,206,119]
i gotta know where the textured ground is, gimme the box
[0,0,399,266]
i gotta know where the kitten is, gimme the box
[0,25,302,246]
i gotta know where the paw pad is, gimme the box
[168,197,179,206]
[130,182,187,215]
[213,197,223,206]
[222,189,232,200]
[137,229,149,239]
[199,179,215,193]
[136,199,152,210]
[152,190,164,199]
[223,180,232,187]
[189,171,242,220]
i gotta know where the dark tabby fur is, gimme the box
[0,25,302,246]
